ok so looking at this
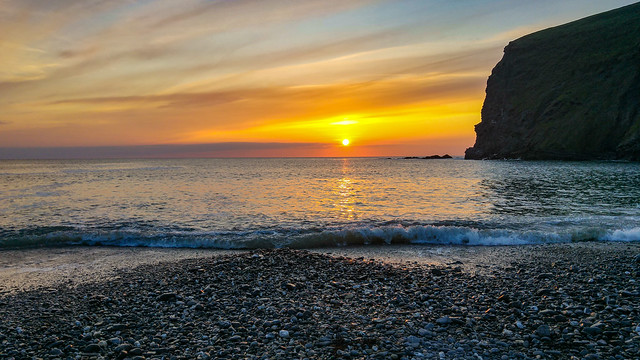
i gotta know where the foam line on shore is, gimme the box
[1,223,639,249]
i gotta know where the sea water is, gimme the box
[1,158,639,248]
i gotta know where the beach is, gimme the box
[1,243,639,359]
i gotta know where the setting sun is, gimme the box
[342,139,350,146]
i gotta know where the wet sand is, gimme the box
[0,247,234,295]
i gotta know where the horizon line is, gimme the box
[0,142,467,160]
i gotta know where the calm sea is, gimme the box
[1,158,639,249]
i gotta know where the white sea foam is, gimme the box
[602,227,640,241]
[2,222,639,250]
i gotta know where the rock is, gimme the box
[436,316,451,325]
[619,290,638,297]
[83,344,101,353]
[279,330,290,338]
[516,321,525,329]
[157,292,177,302]
[634,254,640,264]
[583,327,603,336]
[405,335,421,345]
[218,320,231,329]
[404,154,453,160]
[431,269,444,276]
[535,325,551,337]
[106,323,126,331]
[465,3,640,161]
[284,283,297,290]
[49,348,63,356]
[115,344,132,352]
[539,309,557,317]
[129,347,143,355]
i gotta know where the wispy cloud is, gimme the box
[1,0,635,155]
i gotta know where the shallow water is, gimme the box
[1,158,639,248]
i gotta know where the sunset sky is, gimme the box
[0,0,636,158]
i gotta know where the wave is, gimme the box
[1,223,638,250]
[601,227,640,241]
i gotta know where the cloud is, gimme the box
[146,0,380,32]
[0,142,329,159]
[48,70,486,112]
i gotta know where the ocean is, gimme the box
[1,158,639,249]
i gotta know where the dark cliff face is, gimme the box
[465,3,640,161]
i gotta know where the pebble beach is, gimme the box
[1,243,639,359]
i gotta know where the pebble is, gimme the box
[583,327,603,336]
[83,344,101,353]
[0,246,638,359]
[536,325,551,338]
[157,292,177,302]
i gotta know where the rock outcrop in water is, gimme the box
[465,3,640,161]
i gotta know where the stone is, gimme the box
[129,347,143,355]
[583,327,603,336]
[157,293,177,302]
[115,344,132,352]
[536,325,551,338]
[83,344,101,353]
[405,335,421,345]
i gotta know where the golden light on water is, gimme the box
[342,139,350,146]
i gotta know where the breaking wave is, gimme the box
[1,223,638,250]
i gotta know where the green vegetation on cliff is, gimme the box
[466,2,640,160]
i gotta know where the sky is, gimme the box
[0,0,636,158]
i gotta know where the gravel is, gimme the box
[0,244,639,359]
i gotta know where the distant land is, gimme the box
[466,2,640,161]
[403,155,453,159]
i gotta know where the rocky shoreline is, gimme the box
[1,244,639,359]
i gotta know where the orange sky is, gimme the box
[0,0,635,158]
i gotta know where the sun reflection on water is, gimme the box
[335,159,357,219]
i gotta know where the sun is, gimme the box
[342,139,350,146]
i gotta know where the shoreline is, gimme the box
[1,242,639,294]
[1,243,639,359]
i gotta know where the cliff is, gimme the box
[465,3,640,161]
